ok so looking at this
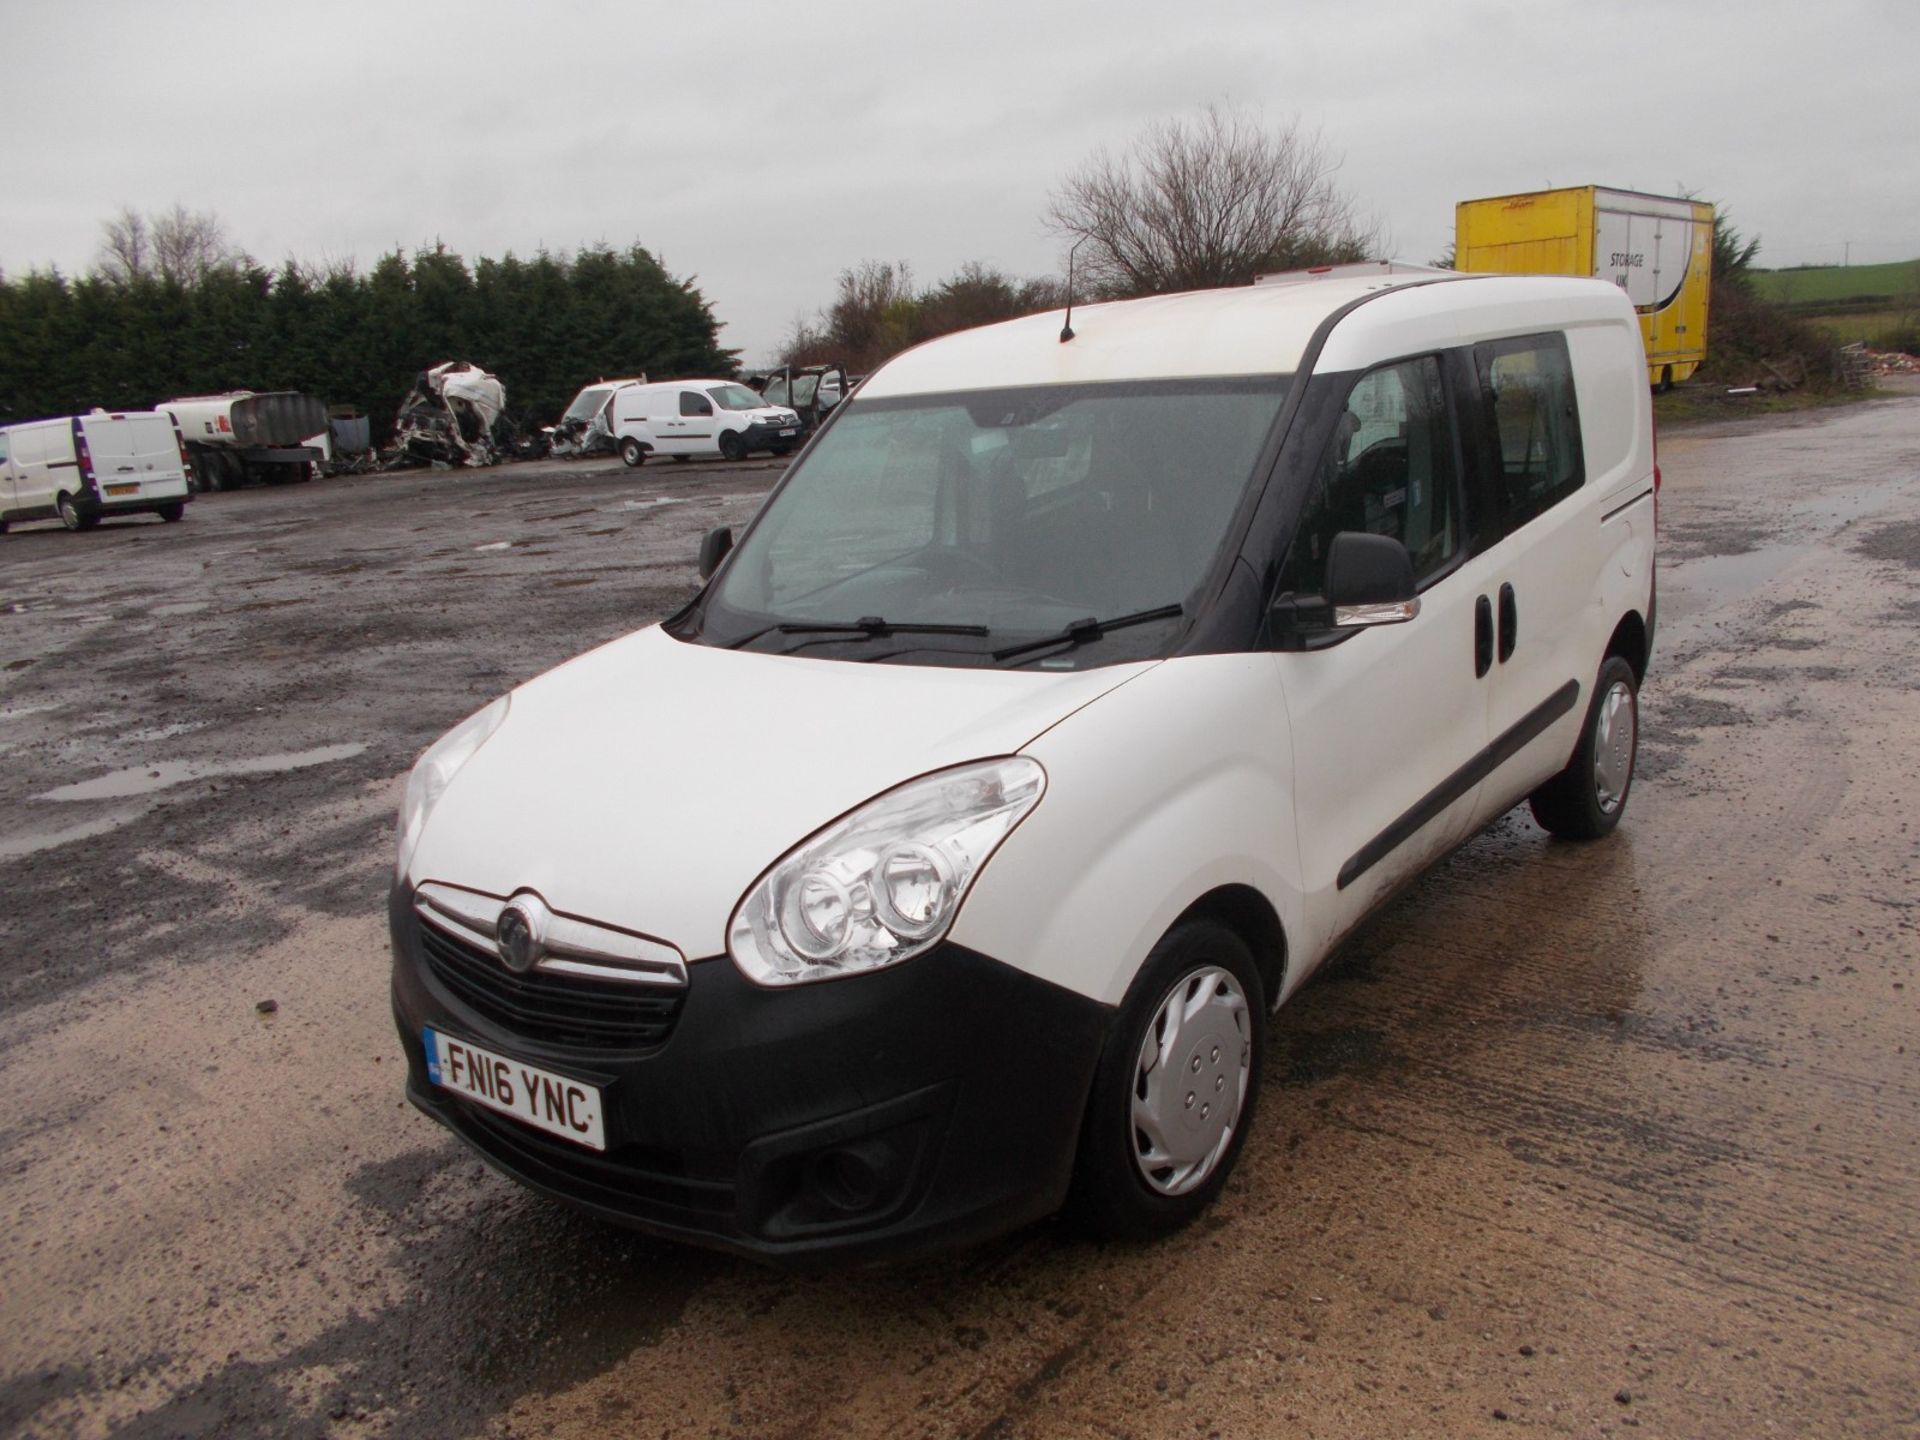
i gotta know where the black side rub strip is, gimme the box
[1601,486,1654,523]
[1337,678,1582,891]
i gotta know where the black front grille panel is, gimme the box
[452,1100,736,1229]
[418,919,686,1051]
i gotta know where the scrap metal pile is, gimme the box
[391,361,511,467]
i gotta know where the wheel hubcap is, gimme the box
[1130,966,1251,1195]
[1592,679,1636,813]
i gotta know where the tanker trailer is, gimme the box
[157,391,330,491]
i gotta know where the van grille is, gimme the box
[417,918,686,1052]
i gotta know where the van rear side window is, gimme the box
[1475,333,1584,533]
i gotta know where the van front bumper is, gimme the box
[738,421,801,451]
[389,883,1110,1266]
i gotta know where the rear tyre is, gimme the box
[1528,654,1639,840]
[718,431,746,463]
[157,502,185,523]
[671,453,690,464]
[619,437,647,468]
[1067,918,1263,1241]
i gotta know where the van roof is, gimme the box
[859,272,1627,397]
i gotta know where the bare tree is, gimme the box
[96,205,237,285]
[96,205,151,284]
[1046,107,1378,296]
[150,204,236,285]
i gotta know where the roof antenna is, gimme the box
[1060,235,1089,344]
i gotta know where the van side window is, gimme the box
[1282,355,1464,597]
[1474,333,1584,531]
[680,391,714,418]
[0,435,9,465]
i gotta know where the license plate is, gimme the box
[778,427,797,437]
[106,483,139,496]
[423,1026,606,1150]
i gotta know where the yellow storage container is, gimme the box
[1456,187,1713,387]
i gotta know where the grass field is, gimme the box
[1752,259,1920,306]
[1802,309,1917,349]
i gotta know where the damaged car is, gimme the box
[393,362,510,467]
[544,377,649,459]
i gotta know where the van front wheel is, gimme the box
[619,437,647,468]
[1529,655,1639,839]
[718,431,746,462]
[1067,918,1263,1241]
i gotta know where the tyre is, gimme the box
[157,502,185,523]
[57,492,96,532]
[619,437,647,468]
[1067,918,1263,1241]
[718,430,746,463]
[1528,654,1639,839]
[671,454,690,464]
[771,442,793,457]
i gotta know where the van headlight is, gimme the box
[729,757,1045,986]
[395,696,510,880]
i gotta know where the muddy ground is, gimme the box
[1,396,1917,1439]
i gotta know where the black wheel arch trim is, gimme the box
[1337,677,1581,891]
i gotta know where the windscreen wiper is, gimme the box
[727,616,990,649]
[991,603,1184,662]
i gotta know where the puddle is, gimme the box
[615,497,688,512]
[36,743,368,802]
[473,541,513,553]
[0,804,152,861]
[1,702,62,722]
[1656,541,1814,638]
[152,601,210,618]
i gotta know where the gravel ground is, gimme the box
[2,395,1917,1439]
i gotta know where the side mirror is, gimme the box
[1271,531,1419,646]
[1325,531,1419,627]
[698,525,733,580]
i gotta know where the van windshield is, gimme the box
[562,387,613,423]
[692,377,1289,665]
[710,384,770,411]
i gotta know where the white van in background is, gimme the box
[0,411,193,532]
[609,380,801,467]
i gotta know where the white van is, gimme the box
[390,272,1656,1263]
[0,411,193,532]
[609,379,801,466]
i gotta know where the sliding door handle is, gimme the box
[1498,582,1517,663]
[1475,594,1494,678]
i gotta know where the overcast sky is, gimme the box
[4,0,1914,369]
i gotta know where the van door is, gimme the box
[0,431,14,515]
[1457,332,1597,828]
[654,389,716,456]
[1274,353,1497,956]
[16,424,63,511]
